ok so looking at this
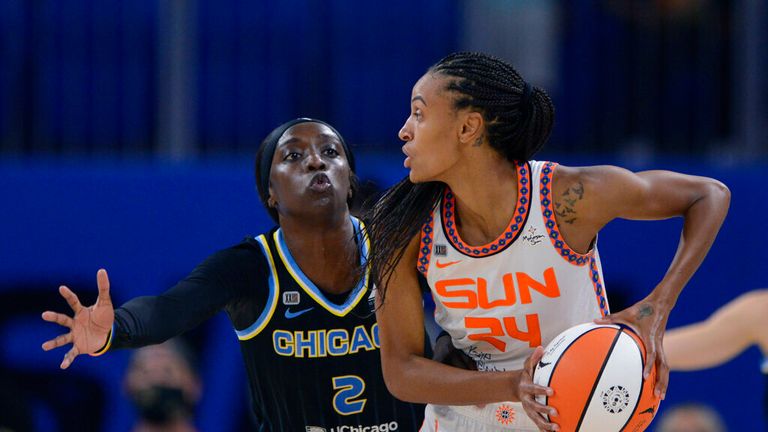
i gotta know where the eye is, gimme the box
[284,152,301,161]
[323,147,340,157]
[413,109,422,120]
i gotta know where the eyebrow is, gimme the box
[279,137,302,146]
[411,95,427,106]
[318,133,341,143]
[279,133,341,147]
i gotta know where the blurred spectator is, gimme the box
[0,372,34,432]
[655,403,726,432]
[124,339,201,432]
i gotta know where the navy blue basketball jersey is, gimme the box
[236,217,424,431]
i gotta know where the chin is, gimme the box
[409,168,439,184]
[408,171,424,183]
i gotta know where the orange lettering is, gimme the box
[517,267,560,304]
[503,314,542,347]
[465,317,506,351]
[477,275,516,309]
[435,278,478,308]
[437,268,560,310]
[464,314,543,351]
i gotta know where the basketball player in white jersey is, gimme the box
[364,52,731,431]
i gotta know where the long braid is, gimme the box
[364,179,443,302]
[365,52,555,303]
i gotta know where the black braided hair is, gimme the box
[365,52,555,304]
[431,51,554,162]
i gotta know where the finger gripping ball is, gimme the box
[533,323,661,432]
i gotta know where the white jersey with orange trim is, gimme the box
[417,160,609,430]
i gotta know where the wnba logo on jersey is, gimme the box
[283,291,301,305]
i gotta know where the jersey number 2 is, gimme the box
[332,375,367,415]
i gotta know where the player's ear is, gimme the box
[267,184,277,208]
[458,111,484,147]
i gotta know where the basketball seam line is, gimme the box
[618,328,648,431]
[541,327,608,421]
[574,328,623,432]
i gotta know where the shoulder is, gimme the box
[552,165,650,208]
[196,236,271,279]
[547,164,591,219]
[544,163,649,233]
[552,164,635,190]
[212,237,267,263]
[396,231,424,274]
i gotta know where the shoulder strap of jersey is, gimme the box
[235,231,281,341]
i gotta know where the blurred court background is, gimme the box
[1,1,766,430]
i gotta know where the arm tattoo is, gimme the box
[555,181,585,225]
[636,304,654,320]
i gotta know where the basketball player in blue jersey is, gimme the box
[41,118,425,431]
[364,52,730,431]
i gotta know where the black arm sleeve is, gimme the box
[111,240,268,349]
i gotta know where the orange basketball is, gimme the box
[533,323,661,432]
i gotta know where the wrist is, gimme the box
[646,285,679,311]
[89,324,114,357]
[508,370,523,402]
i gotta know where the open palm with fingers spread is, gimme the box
[41,269,114,369]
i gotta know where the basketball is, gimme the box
[533,323,661,432]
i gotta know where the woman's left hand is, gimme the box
[432,332,477,371]
[594,293,671,400]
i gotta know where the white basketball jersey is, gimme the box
[419,160,609,372]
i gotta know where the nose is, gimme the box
[398,122,412,142]
[305,151,327,171]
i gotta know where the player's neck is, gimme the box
[444,158,520,246]
[279,209,354,249]
[279,211,360,295]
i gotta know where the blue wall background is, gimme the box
[1,0,766,430]
[0,153,765,431]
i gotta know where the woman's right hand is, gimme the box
[41,269,115,369]
[518,346,559,431]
